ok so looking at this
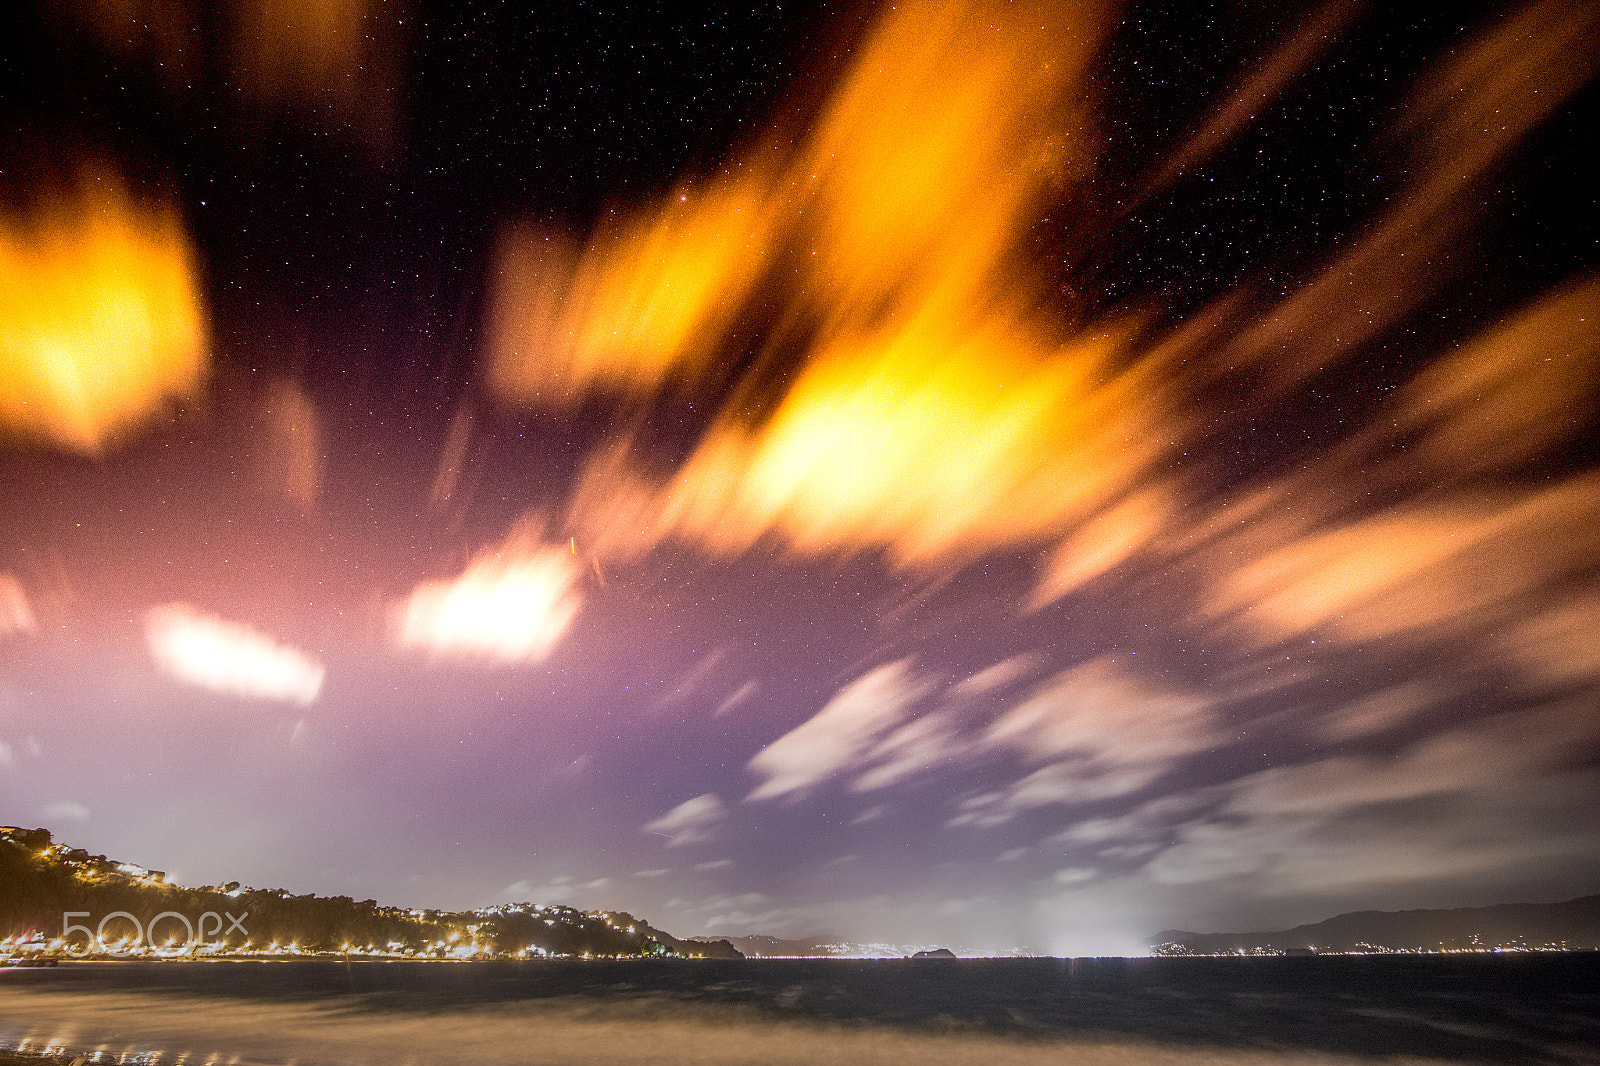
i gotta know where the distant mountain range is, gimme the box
[689,934,849,958]
[686,934,964,958]
[1151,895,1600,955]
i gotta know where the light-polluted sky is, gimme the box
[1,0,1597,955]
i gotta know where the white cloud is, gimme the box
[1053,866,1098,885]
[490,875,613,907]
[643,793,726,847]
[853,706,964,791]
[950,659,1216,825]
[746,659,932,801]
[1052,793,1216,847]
[1142,704,1600,897]
[395,521,582,663]
[693,859,734,871]
[985,656,1215,766]
[633,868,671,878]
[670,892,813,936]
[145,603,325,705]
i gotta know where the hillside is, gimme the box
[0,826,739,960]
[1151,895,1600,955]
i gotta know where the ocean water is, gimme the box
[1,955,1596,1066]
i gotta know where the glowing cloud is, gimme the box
[488,170,785,402]
[145,603,325,705]
[0,166,207,453]
[496,0,1181,571]
[394,522,582,663]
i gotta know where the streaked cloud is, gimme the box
[1053,866,1098,885]
[145,603,325,705]
[952,655,1041,698]
[256,380,322,509]
[950,659,1216,826]
[0,574,35,635]
[491,875,614,907]
[487,172,784,403]
[1135,0,1363,205]
[47,0,405,152]
[714,680,760,717]
[1316,682,1444,743]
[643,793,726,848]
[0,164,206,453]
[1141,704,1600,897]
[746,659,934,801]
[394,520,582,664]
[986,658,1215,767]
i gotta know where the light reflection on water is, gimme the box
[1,957,1596,1066]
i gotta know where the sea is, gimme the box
[1,954,1597,1066]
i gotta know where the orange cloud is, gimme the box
[0,166,207,453]
[145,603,325,705]
[1204,475,1598,648]
[1210,0,1599,396]
[394,521,583,664]
[1389,275,1600,477]
[648,323,1170,564]
[489,1,1188,571]
[488,170,786,403]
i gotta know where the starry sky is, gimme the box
[1,0,1597,956]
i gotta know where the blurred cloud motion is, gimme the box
[40,0,405,151]
[255,379,323,509]
[496,0,1184,569]
[643,793,727,848]
[2,0,1596,955]
[0,574,36,636]
[486,172,785,404]
[393,519,583,664]
[526,0,1600,657]
[0,164,207,453]
[145,602,325,705]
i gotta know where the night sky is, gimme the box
[1,0,1597,956]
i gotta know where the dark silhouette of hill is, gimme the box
[0,826,739,959]
[1151,895,1600,955]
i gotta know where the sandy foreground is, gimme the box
[0,986,1460,1066]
